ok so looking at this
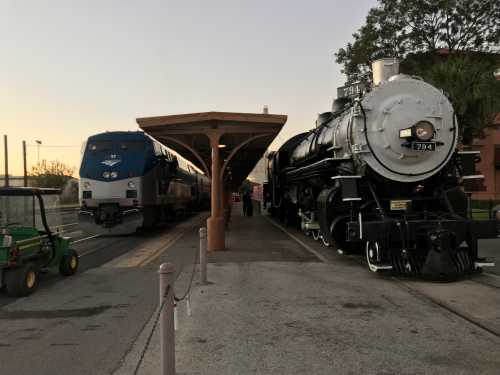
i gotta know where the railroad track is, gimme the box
[51,222,104,256]
[270,216,500,340]
[394,278,500,340]
[346,253,500,339]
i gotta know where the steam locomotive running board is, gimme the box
[475,262,495,268]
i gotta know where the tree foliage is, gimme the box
[402,52,500,144]
[30,160,75,189]
[335,0,500,143]
[336,0,500,82]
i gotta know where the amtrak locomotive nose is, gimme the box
[78,131,209,234]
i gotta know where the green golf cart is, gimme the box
[0,187,79,297]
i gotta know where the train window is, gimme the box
[120,141,145,151]
[88,141,113,152]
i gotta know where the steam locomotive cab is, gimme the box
[267,58,499,280]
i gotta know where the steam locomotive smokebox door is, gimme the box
[332,176,362,202]
[458,151,485,192]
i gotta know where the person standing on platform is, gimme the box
[242,192,253,216]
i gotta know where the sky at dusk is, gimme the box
[1,0,377,176]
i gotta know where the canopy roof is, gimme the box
[137,111,287,189]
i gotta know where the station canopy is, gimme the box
[137,111,287,190]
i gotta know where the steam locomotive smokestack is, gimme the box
[372,58,400,86]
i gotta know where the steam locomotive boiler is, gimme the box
[266,58,499,280]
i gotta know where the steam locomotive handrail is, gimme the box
[285,158,339,177]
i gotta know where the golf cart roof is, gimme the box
[0,187,61,196]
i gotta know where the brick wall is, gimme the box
[471,127,500,201]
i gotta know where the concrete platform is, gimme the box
[115,206,500,375]
[1,204,498,374]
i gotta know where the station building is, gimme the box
[471,65,500,202]
[472,114,500,202]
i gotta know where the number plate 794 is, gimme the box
[412,142,436,151]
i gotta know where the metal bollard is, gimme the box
[199,227,208,285]
[186,293,192,316]
[174,303,178,331]
[159,263,175,375]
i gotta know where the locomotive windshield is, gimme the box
[120,141,145,151]
[87,140,113,152]
[79,133,155,181]
[87,140,146,153]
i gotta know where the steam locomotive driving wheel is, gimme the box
[365,241,391,274]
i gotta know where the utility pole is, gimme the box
[35,140,42,164]
[3,135,8,187]
[23,140,28,187]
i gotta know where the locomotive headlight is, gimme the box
[128,181,136,188]
[110,171,118,178]
[83,181,91,189]
[414,121,435,141]
[399,128,413,138]
[103,171,110,178]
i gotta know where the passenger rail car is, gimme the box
[266,59,499,280]
[79,131,209,234]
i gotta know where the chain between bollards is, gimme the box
[199,227,208,285]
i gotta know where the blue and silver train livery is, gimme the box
[78,131,210,234]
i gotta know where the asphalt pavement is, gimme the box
[0,206,498,374]
[0,212,209,375]
[117,207,500,375]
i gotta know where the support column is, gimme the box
[207,132,225,251]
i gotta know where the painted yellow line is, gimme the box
[138,230,186,267]
[263,215,329,263]
[104,213,208,268]
[108,230,183,268]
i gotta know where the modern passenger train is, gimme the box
[78,131,209,234]
[266,58,499,280]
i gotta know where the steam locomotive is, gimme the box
[79,131,210,234]
[266,59,499,280]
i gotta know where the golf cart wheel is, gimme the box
[5,263,38,297]
[59,249,79,276]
